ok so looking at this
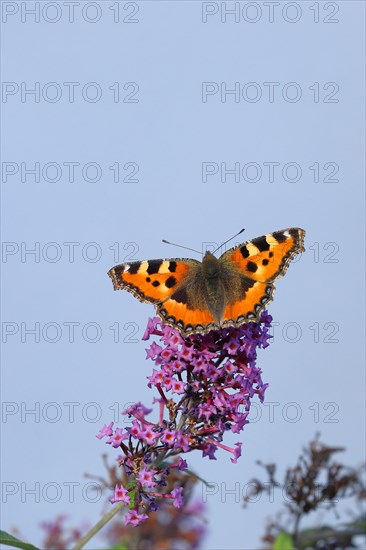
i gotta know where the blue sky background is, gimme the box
[1,2,365,549]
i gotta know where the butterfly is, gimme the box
[108,228,305,336]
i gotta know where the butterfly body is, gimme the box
[108,228,305,336]
[201,254,227,322]
[196,251,245,322]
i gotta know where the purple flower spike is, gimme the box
[98,312,273,526]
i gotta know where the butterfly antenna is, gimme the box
[162,240,202,256]
[212,228,245,254]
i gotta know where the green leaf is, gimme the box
[274,531,294,550]
[128,488,139,509]
[125,481,138,509]
[111,542,128,550]
[0,530,40,550]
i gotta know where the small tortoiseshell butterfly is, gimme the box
[108,228,305,336]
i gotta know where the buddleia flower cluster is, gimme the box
[97,312,272,526]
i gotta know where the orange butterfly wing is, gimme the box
[222,228,305,283]
[108,258,217,334]
[222,282,275,326]
[157,298,217,335]
[108,259,193,303]
[220,228,305,325]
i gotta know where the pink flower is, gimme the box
[179,344,195,362]
[161,429,176,446]
[136,466,157,488]
[175,457,188,470]
[147,369,164,387]
[175,432,190,452]
[171,379,185,394]
[198,403,217,422]
[162,375,173,391]
[231,442,243,464]
[123,402,152,417]
[109,484,130,506]
[125,510,148,526]
[161,324,183,347]
[142,317,161,340]
[140,427,158,445]
[126,420,143,439]
[145,342,162,360]
[106,427,128,448]
[96,422,114,439]
[171,487,184,508]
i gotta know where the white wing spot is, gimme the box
[247,242,260,255]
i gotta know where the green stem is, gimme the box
[72,501,125,550]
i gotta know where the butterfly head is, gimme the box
[202,250,220,278]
